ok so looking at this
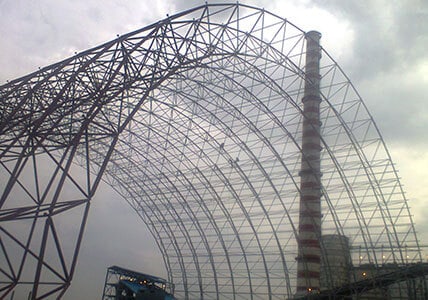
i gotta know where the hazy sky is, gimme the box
[0,0,427,298]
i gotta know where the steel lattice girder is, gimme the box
[0,3,423,299]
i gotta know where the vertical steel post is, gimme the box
[296,30,322,295]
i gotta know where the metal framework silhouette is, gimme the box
[0,3,424,299]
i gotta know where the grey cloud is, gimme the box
[170,0,275,15]
[359,77,428,147]
[394,3,428,60]
[309,0,428,147]
[312,0,428,80]
[0,0,171,82]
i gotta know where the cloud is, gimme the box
[308,0,428,147]
[311,0,428,78]
[0,0,181,82]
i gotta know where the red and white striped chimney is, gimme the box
[296,30,322,295]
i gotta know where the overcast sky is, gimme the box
[1,0,427,299]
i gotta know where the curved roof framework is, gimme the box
[0,3,423,299]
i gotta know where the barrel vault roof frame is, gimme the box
[0,3,422,299]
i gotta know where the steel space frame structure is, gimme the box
[0,3,424,299]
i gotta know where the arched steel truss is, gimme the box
[0,3,423,299]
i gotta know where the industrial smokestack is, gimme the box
[296,30,322,295]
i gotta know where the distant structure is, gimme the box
[102,266,175,300]
[0,3,426,299]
